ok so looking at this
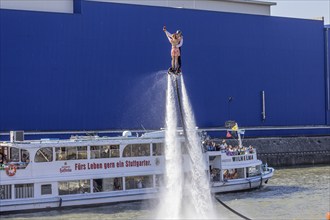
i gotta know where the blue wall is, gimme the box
[326,26,330,125]
[0,1,327,132]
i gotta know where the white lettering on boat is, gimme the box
[72,160,151,172]
[125,160,151,167]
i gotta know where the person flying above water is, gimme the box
[163,26,183,74]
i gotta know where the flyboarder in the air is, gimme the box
[163,26,183,75]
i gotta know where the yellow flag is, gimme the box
[232,124,238,131]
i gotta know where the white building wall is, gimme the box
[90,0,273,16]
[194,0,271,16]
[0,0,74,13]
[0,0,274,16]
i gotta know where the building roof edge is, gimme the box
[216,0,276,6]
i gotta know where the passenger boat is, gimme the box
[204,125,275,193]
[0,128,274,213]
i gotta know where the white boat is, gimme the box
[204,123,275,194]
[0,128,274,213]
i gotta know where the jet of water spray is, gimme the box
[157,74,217,219]
[156,75,184,219]
[179,75,216,219]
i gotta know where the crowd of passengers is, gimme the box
[203,140,255,155]
[210,168,239,181]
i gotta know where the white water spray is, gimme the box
[179,75,216,219]
[156,74,216,219]
[156,75,184,219]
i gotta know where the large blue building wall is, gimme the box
[0,1,327,132]
[326,25,330,125]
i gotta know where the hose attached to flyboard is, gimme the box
[214,196,252,220]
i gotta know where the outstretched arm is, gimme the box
[165,31,172,42]
[163,26,172,43]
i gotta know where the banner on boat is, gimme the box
[58,159,152,173]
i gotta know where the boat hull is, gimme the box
[0,189,158,213]
[1,169,274,214]
[211,168,275,194]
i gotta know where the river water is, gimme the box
[2,165,329,220]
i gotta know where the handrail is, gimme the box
[1,125,329,137]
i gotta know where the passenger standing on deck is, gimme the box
[0,152,7,165]
[163,26,182,73]
[0,152,4,164]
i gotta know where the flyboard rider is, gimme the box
[163,26,183,74]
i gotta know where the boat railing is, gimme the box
[206,149,257,163]
[261,163,271,172]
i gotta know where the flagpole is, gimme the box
[228,96,233,120]
[237,130,243,148]
[234,123,243,148]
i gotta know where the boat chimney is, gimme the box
[10,130,24,142]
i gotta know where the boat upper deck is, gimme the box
[0,130,176,148]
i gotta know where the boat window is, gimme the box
[77,146,87,159]
[223,168,244,180]
[90,145,119,159]
[0,146,9,168]
[109,145,120,158]
[90,146,104,158]
[125,175,153,190]
[247,165,261,177]
[210,168,221,182]
[35,147,53,162]
[152,143,164,156]
[123,144,150,157]
[15,183,34,199]
[10,147,20,162]
[155,174,164,187]
[0,185,12,200]
[55,146,87,161]
[67,147,77,160]
[56,147,67,160]
[58,179,90,195]
[41,184,52,195]
[21,149,30,163]
[93,177,123,193]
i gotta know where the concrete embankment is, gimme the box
[225,136,330,167]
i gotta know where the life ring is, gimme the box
[5,164,17,176]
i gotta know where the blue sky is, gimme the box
[267,0,330,24]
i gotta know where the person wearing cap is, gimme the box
[163,26,183,73]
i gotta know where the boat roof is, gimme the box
[217,0,276,6]
[0,130,187,148]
